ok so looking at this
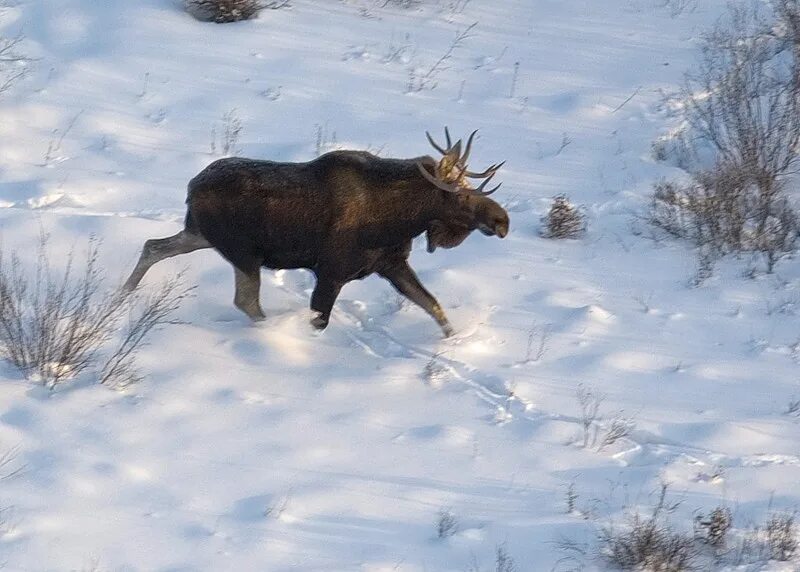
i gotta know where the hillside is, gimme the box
[0,0,799,570]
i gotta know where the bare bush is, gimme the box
[437,508,458,539]
[407,22,476,92]
[0,35,29,95]
[694,506,732,549]
[649,166,799,273]
[184,0,263,23]
[574,385,636,450]
[495,543,517,572]
[597,412,636,450]
[100,273,192,388]
[766,512,798,561]
[565,481,579,514]
[576,384,603,448]
[598,485,697,571]
[733,511,799,565]
[0,236,187,388]
[650,2,800,272]
[542,195,586,239]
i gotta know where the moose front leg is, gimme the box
[310,275,343,330]
[379,261,454,338]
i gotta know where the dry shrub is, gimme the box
[694,506,732,549]
[649,165,798,272]
[598,485,697,571]
[436,508,458,539]
[651,1,800,273]
[0,235,189,389]
[542,195,586,239]
[184,0,263,23]
[733,511,799,565]
[766,512,798,561]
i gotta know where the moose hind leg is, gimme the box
[233,264,266,321]
[124,230,210,291]
[379,261,454,337]
[309,275,343,330]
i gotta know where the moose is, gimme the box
[124,128,509,337]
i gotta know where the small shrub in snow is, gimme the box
[732,511,799,565]
[542,195,586,239]
[565,481,579,514]
[694,506,732,549]
[0,35,29,96]
[185,0,263,23]
[406,22,476,92]
[495,543,517,572]
[649,169,799,274]
[576,384,603,448]
[597,413,636,450]
[436,508,458,538]
[598,486,697,571]
[0,236,188,388]
[100,273,190,388]
[766,512,798,561]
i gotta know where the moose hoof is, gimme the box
[310,315,329,330]
[441,324,455,338]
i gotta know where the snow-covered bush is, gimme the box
[541,194,585,239]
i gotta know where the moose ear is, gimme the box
[426,220,471,253]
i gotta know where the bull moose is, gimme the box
[124,128,509,337]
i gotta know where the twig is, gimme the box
[410,22,477,92]
[612,86,642,113]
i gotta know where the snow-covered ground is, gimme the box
[0,0,799,569]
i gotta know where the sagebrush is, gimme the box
[598,485,697,571]
[651,1,800,272]
[184,0,263,23]
[0,236,189,388]
[542,194,585,239]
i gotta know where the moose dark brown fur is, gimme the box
[124,130,509,337]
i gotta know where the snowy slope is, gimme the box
[0,0,799,570]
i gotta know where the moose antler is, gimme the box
[417,127,504,195]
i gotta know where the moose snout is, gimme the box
[479,217,509,238]
[478,222,508,238]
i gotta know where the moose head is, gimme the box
[418,127,509,252]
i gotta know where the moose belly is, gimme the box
[260,249,317,270]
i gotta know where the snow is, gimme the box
[0,0,799,570]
